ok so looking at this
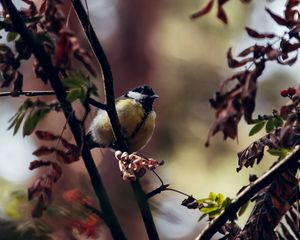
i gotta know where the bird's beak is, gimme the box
[151,94,159,99]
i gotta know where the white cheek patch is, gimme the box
[127,91,146,101]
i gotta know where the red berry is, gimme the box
[280,89,289,97]
[288,87,296,96]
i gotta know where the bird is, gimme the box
[87,85,158,153]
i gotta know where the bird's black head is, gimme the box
[126,85,158,113]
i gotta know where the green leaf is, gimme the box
[251,117,265,124]
[215,193,224,205]
[198,213,208,222]
[249,121,265,136]
[201,206,219,214]
[208,192,216,201]
[265,118,274,133]
[66,88,85,103]
[23,109,50,137]
[197,198,209,204]
[7,112,20,130]
[63,71,88,89]
[274,116,283,128]
[238,200,249,216]
[4,190,26,220]
[6,32,18,42]
[90,83,99,97]
[13,112,26,135]
[267,148,291,159]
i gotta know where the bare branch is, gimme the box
[0,90,57,97]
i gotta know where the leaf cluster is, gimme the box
[7,98,60,137]
[190,0,252,24]
[182,192,233,221]
[206,1,300,146]
[29,130,80,217]
[63,71,98,104]
[249,112,283,137]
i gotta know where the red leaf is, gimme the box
[245,27,276,39]
[54,33,71,67]
[56,149,79,164]
[265,8,288,26]
[220,71,248,92]
[31,195,46,218]
[61,138,80,153]
[39,0,47,14]
[28,175,53,201]
[218,0,230,5]
[50,162,62,182]
[32,146,55,156]
[35,130,58,141]
[277,53,298,65]
[29,160,51,170]
[280,39,300,53]
[217,6,228,24]
[63,188,82,202]
[190,0,214,19]
[227,48,253,68]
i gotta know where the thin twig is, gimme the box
[165,188,192,198]
[152,170,164,185]
[71,1,159,239]
[87,97,106,110]
[0,90,58,97]
[146,184,170,199]
[0,1,125,239]
[196,147,300,240]
[0,90,107,110]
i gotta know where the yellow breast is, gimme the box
[89,98,156,152]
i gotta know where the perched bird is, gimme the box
[87,85,158,153]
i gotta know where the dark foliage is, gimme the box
[198,1,300,239]
[191,0,252,24]
[206,1,300,146]
[28,130,80,217]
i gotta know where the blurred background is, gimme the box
[0,0,299,239]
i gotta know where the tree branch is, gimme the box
[0,90,57,97]
[71,1,159,239]
[0,1,125,239]
[196,147,300,240]
[0,90,107,110]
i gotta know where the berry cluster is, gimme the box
[115,151,164,181]
[280,87,296,97]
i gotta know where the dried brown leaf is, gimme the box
[190,0,214,19]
